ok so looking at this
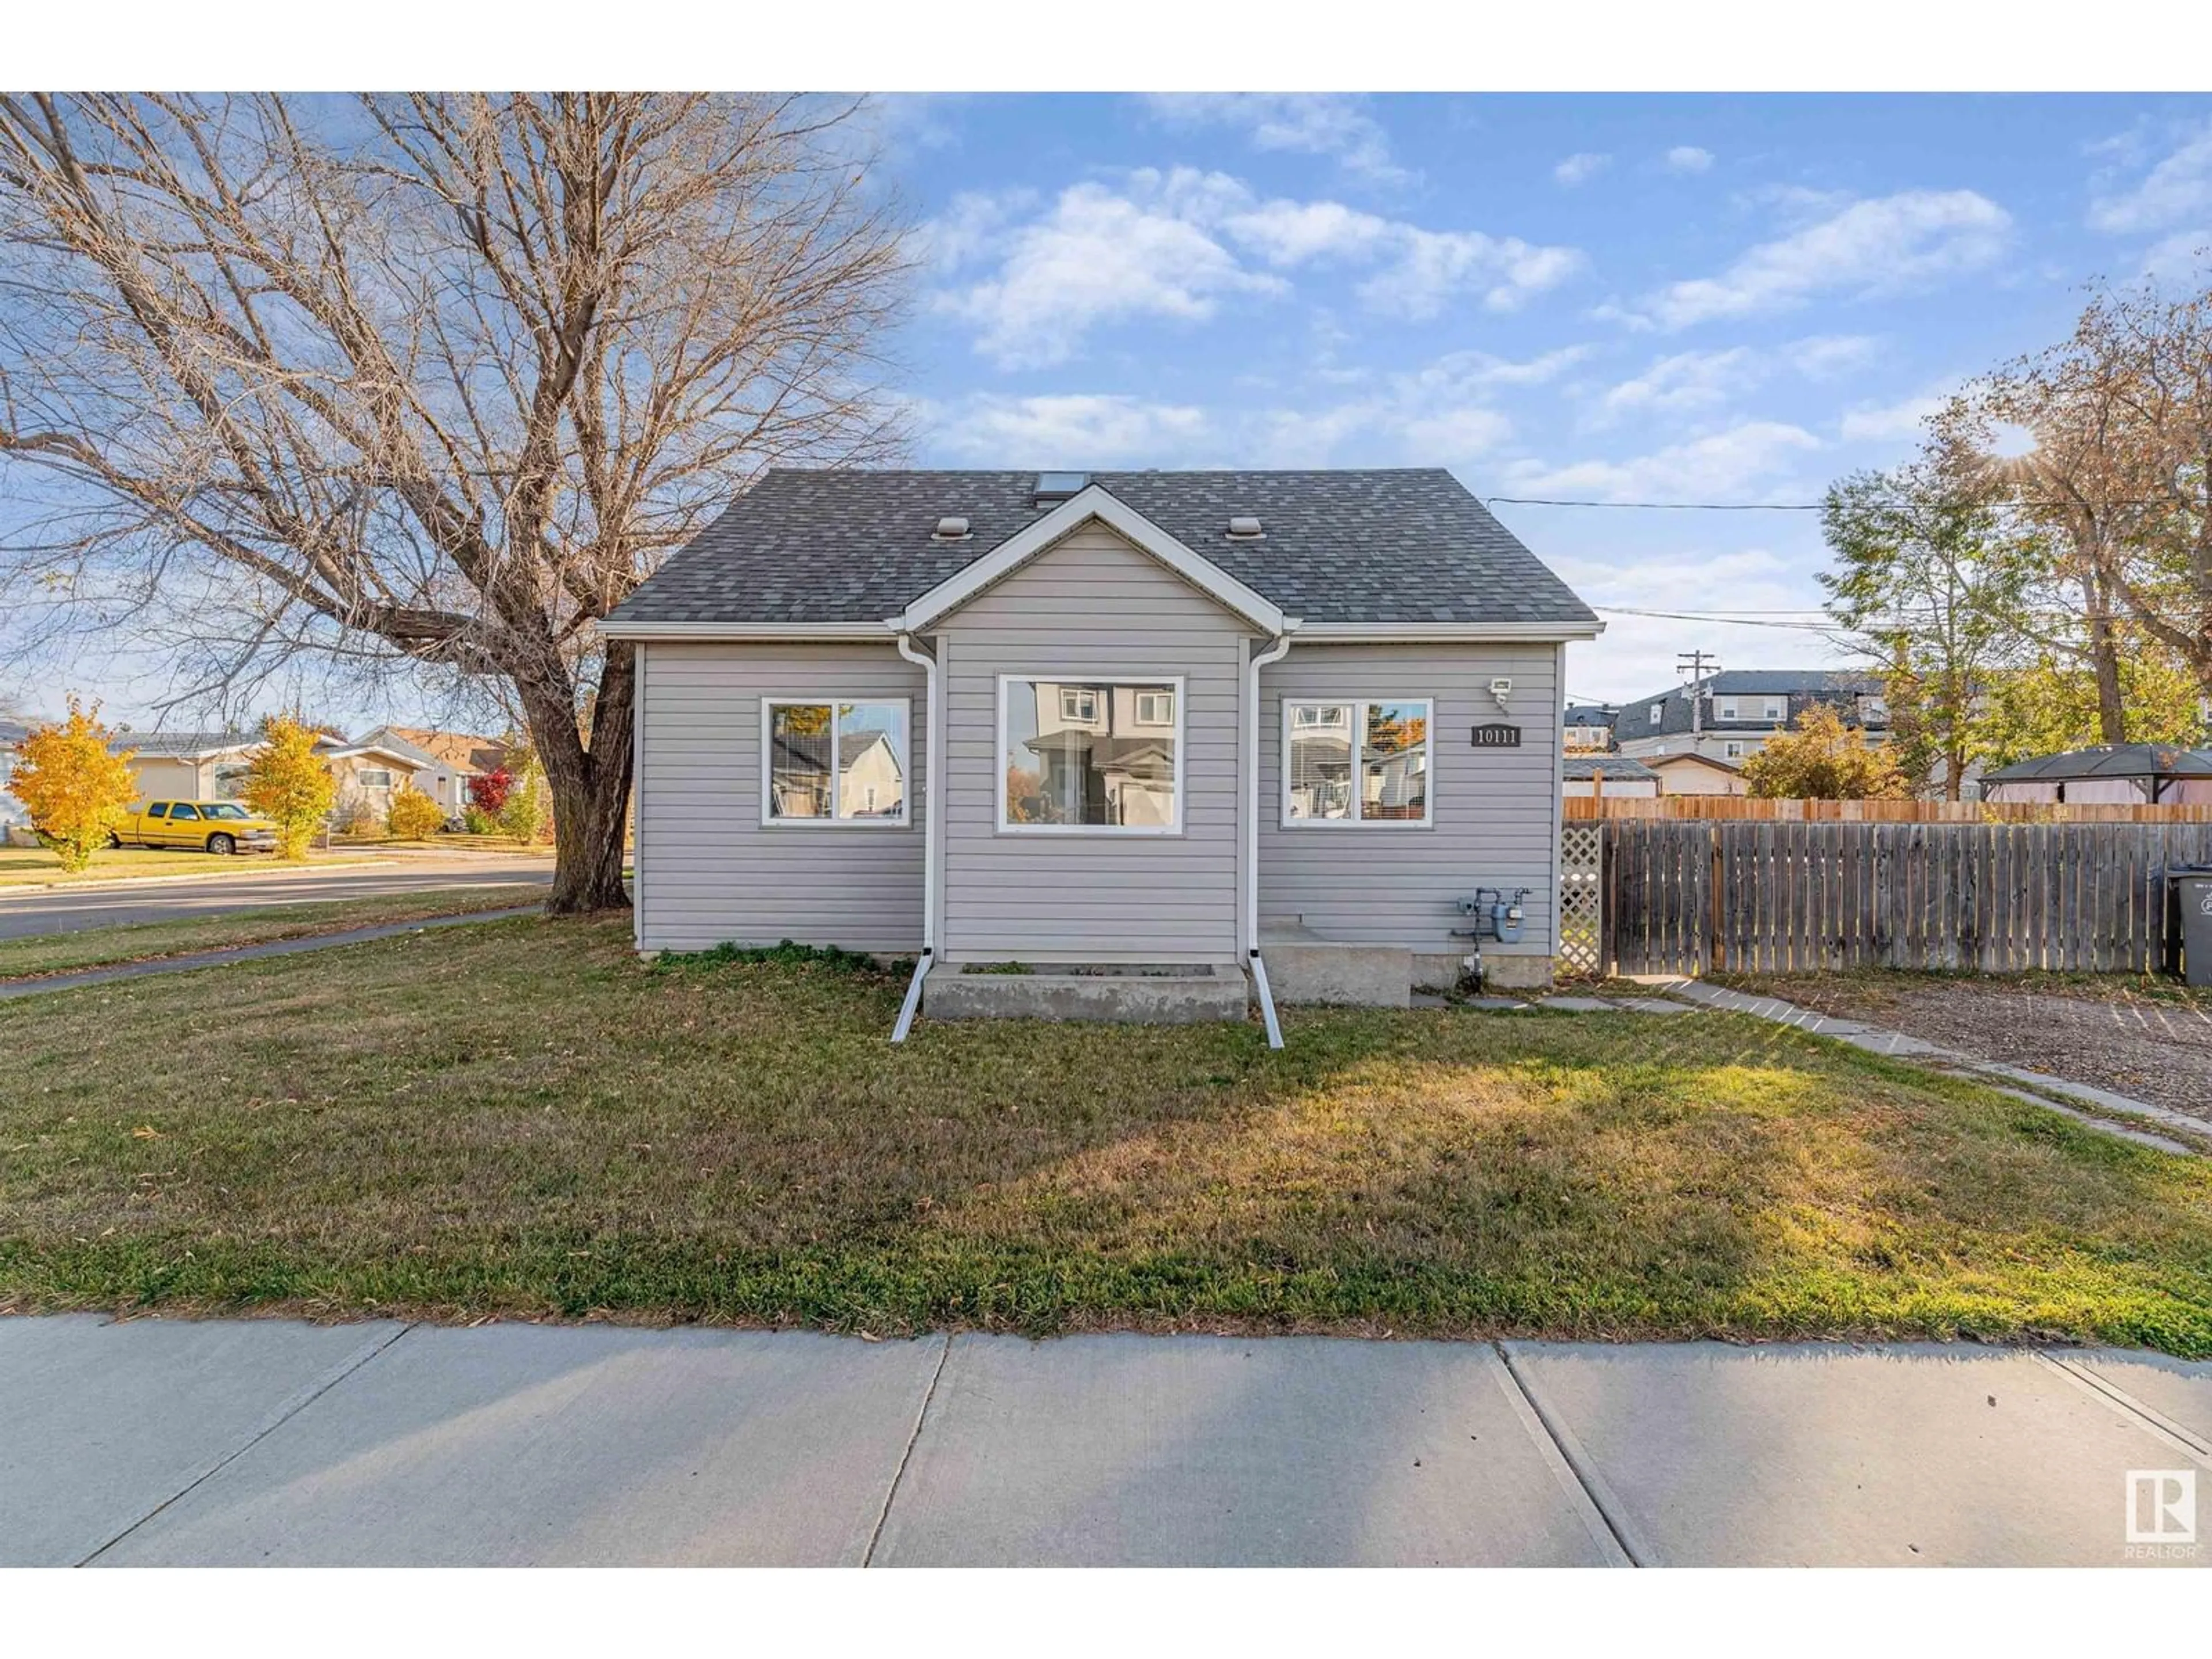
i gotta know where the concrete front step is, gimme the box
[925,964,1250,1024]
[1259,941,1413,1008]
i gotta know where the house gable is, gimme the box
[892,484,1289,636]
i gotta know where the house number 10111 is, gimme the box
[1469,723,1522,748]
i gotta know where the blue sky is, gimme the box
[880,92,2212,708]
[9,91,2212,728]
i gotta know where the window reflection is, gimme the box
[768,700,907,822]
[1362,701,1429,821]
[1003,681,1179,830]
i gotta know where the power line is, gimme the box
[1488,495,1825,512]
[1594,605,1839,631]
[1487,493,2187,512]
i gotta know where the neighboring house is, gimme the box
[1645,751,1749,797]
[1613,670,1888,766]
[604,468,1601,1024]
[1562,704,1616,753]
[111,729,424,822]
[1562,755,1659,798]
[111,731,267,802]
[0,705,41,837]
[1980,743,2212,805]
[358,726,508,817]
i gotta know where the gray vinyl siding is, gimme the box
[937,523,1251,964]
[1257,642,1560,956]
[633,640,925,954]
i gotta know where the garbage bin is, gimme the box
[2172,866,2212,987]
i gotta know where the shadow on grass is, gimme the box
[2,915,2209,1352]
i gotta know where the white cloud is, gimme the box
[1838,392,1948,444]
[1509,421,1823,502]
[1587,336,1878,429]
[929,175,1286,369]
[919,188,1037,272]
[1554,152,1612,187]
[1555,546,1841,702]
[1664,146,1715,175]
[2089,120,2212,234]
[922,394,1211,464]
[1645,190,2013,329]
[1593,349,1760,424]
[914,346,1586,472]
[1782,334,1883,378]
[928,168,1585,362]
[2142,228,2212,282]
[1218,198,1393,266]
[1143,93,1408,183]
[1354,229,1588,320]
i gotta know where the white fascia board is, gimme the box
[891,484,1287,635]
[597,619,894,642]
[1291,619,1605,643]
[321,744,427,766]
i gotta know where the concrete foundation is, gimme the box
[925,964,1249,1024]
[1468,953,1555,993]
[1263,943,1412,1008]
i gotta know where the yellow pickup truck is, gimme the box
[111,800,282,855]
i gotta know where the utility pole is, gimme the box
[1676,649,1719,740]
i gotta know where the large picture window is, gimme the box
[762,699,910,825]
[999,677,1183,833]
[1283,698,1433,827]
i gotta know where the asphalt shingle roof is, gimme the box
[1563,755,1658,781]
[1982,743,2212,783]
[108,730,259,758]
[609,468,1596,628]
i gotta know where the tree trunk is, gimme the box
[2084,570,2128,743]
[531,643,637,915]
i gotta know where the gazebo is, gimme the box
[1979,743,2212,805]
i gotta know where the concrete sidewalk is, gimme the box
[2,1316,2205,1567]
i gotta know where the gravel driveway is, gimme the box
[1722,973,2212,1123]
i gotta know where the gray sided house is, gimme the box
[605,469,1600,1036]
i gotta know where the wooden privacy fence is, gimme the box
[1601,820,2212,976]
[1565,795,2212,824]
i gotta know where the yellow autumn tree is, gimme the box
[8,699,139,872]
[242,714,337,859]
[385,782,445,840]
[1740,704,1913,800]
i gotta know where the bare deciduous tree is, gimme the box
[1943,270,2212,729]
[0,92,910,910]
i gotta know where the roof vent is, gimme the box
[1225,515,1264,540]
[931,516,971,541]
[1032,471,1089,505]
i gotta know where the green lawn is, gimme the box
[0,885,548,980]
[0,845,380,888]
[3,915,2209,1352]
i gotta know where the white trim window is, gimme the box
[356,768,396,789]
[762,698,911,826]
[1282,698,1434,827]
[1724,740,1746,759]
[999,676,1184,834]
[1647,702,1664,727]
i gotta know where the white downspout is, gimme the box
[891,630,937,1042]
[1247,628,1296,1048]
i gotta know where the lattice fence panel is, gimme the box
[1558,822,1604,978]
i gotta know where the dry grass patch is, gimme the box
[2,916,2209,1351]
